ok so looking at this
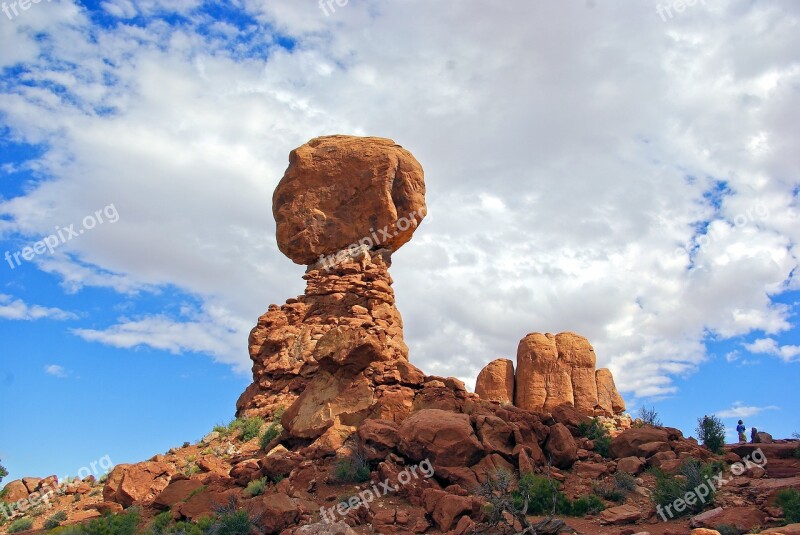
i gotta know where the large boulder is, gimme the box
[103,461,173,507]
[544,423,578,469]
[398,409,484,467]
[2,480,29,503]
[610,427,670,459]
[273,135,426,266]
[474,358,515,404]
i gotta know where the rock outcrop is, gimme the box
[476,332,626,417]
[474,358,514,404]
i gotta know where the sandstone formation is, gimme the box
[473,358,514,403]
[5,135,799,535]
[477,331,626,417]
[273,135,426,266]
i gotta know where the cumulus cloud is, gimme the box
[744,338,800,363]
[716,401,780,419]
[0,1,798,398]
[0,294,76,321]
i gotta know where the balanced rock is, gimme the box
[474,358,514,404]
[273,135,426,266]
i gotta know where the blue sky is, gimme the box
[1,1,799,484]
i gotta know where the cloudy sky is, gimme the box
[1,0,798,481]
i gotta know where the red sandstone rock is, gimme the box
[598,504,642,524]
[2,480,29,503]
[398,409,484,468]
[596,368,626,415]
[544,423,578,469]
[273,135,426,266]
[610,427,670,458]
[474,358,515,404]
[104,461,172,507]
[153,479,205,510]
[514,332,626,416]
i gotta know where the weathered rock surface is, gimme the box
[507,331,625,416]
[237,249,409,422]
[273,135,426,266]
[474,358,514,404]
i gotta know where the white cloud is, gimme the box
[72,306,250,371]
[0,1,798,398]
[0,294,76,321]
[744,338,800,363]
[716,401,780,419]
[44,364,68,378]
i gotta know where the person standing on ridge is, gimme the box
[737,420,747,443]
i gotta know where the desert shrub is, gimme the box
[593,480,625,503]
[333,453,371,483]
[613,470,637,492]
[651,459,718,518]
[260,422,282,450]
[696,415,726,454]
[637,405,662,427]
[244,477,267,497]
[0,459,7,484]
[777,488,800,524]
[44,510,68,529]
[716,525,745,535]
[8,518,33,533]
[577,419,612,458]
[238,417,263,442]
[212,423,229,436]
[515,472,571,515]
[213,510,251,535]
[569,494,606,516]
[147,511,172,534]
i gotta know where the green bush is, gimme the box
[0,459,7,484]
[777,488,800,524]
[45,510,68,529]
[651,459,718,518]
[593,480,625,503]
[238,417,263,442]
[333,454,371,483]
[514,473,571,515]
[637,406,662,427]
[577,419,612,458]
[52,509,140,535]
[613,471,637,492]
[244,477,267,497]
[260,422,282,450]
[569,494,605,516]
[696,415,726,454]
[213,510,251,535]
[8,518,33,533]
